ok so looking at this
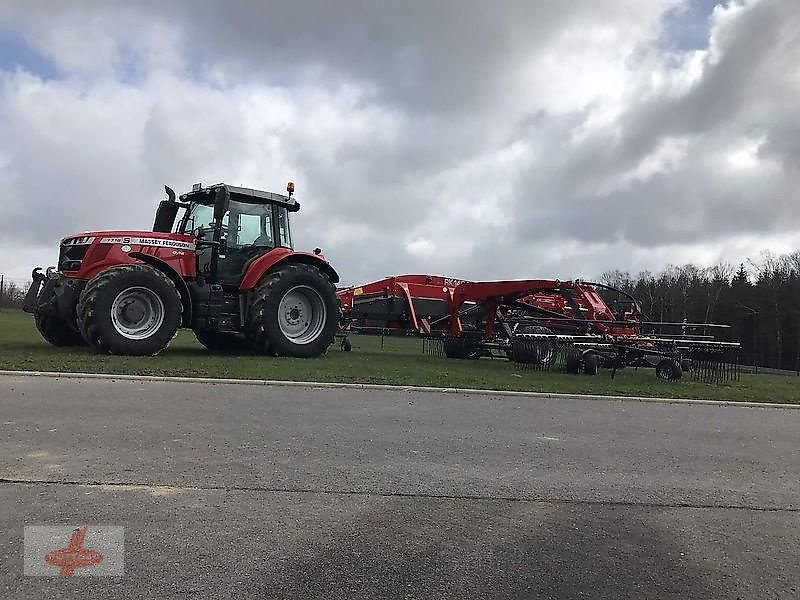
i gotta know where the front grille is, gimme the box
[58,238,92,272]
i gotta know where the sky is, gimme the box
[0,0,797,285]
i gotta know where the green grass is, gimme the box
[0,308,797,403]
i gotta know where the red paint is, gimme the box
[61,230,197,281]
[338,275,643,338]
[238,247,339,289]
[44,526,104,576]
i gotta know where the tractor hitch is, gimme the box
[22,267,48,313]
[22,267,85,323]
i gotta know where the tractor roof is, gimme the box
[179,183,300,212]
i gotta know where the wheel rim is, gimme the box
[277,285,327,345]
[110,286,165,340]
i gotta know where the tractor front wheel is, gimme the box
[34,310,86,347]
[77,265,182,355]
[245,263,338,357]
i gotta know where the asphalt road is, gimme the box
[0,375,797,599]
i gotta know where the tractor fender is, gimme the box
[128,252,192,326]
[239,248,340,290]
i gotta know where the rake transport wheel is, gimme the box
[443,327,483,359]
[443,336,471,359]
[512,326,555,365]
[245,263,338,358]
[582,352,600,375]
[77,265,182,355]
[34,310,87,347]
[565,349,581,374]
[655,358,683,381]
[194,330,253,355]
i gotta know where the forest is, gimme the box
[600,251,800,372]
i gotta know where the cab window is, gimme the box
[277,206,293,248]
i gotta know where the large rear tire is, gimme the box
[77,265,182,355]
[34,311,86,347]
[245,263,338,358]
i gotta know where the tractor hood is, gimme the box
[61,230,196,248]
[56,230,197,274]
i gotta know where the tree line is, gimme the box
[599,251,800,371]
[0,278,27,310]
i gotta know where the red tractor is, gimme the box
[23,183,340,357]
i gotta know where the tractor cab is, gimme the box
[156,183,300,287]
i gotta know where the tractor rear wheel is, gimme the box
[34,310,86,347]
[77,265,182,355]
[245,263,338,357]
[194,330,253,354]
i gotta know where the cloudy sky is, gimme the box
[0,0,797,285]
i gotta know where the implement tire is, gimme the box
[77,265,182,355]
[443,336,470,359]
[655,358,683,381]
[245,263,338,358]
[443,328,483,360]
[512,326,555,365]
[34,310,86,347]
[583,352,599,375]
[565,349,581,374]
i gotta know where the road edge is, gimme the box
[0,369,797,409]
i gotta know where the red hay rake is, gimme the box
[338,275,740,383]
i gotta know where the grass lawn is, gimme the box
[0,308,797,403]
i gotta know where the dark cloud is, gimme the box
[0,0,798,285]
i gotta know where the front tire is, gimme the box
[245,263,338,358]
[77,265,182,355]
[34,311,86,347]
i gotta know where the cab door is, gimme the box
[217,205,275,286]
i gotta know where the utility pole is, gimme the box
[737,303,759,374]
